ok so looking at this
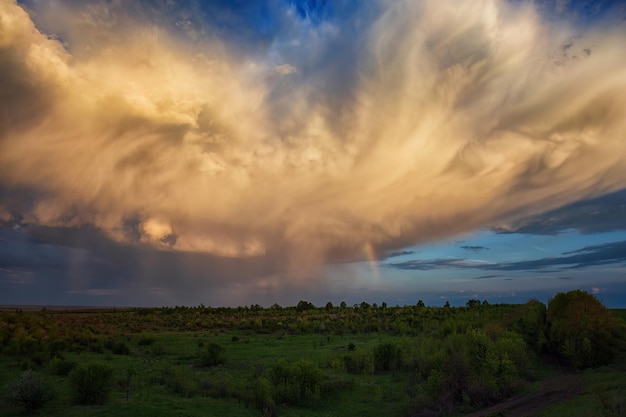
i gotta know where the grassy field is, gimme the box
[0,329,416,416]
[0,300,624,416]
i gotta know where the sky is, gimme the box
[1,0,625,308]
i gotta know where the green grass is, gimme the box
[0,330,413,417]
[538,357,626,417]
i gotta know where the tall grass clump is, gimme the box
[68,363,114,405]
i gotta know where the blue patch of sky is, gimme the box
[384,229,626,267]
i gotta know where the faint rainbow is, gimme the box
[363,242,381,283]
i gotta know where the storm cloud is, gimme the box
[1,0,626,286]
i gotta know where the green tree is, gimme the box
[547,290,625,369]
[296,300,315,312]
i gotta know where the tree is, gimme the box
[296,300,315,312]
[325,302,333,311]
[547,290,625,369]
[466,299,480,308]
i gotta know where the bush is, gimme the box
[5,370,54,411]
[69,363,114,405]
[373,342,402,372]
[253,376,275,411]
[138,335,156,346]
[199,343,226,367]
[343,350,374,375]
[48,357,77,376]
[270,359,322,406]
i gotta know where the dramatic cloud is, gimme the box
[1,0,626,284]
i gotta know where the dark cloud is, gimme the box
[493,188,626,235]
[474,275,502,280]
[382,250,415,259]
[0,225,291,306]
[460,245,489,252]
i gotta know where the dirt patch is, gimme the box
[464,374,583,417]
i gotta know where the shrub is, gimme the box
[69,363,114,405]
[138,335,156,346]
[48,357,77,376]
[199,342,226,367]
[253,376,275,412]
[104,339,130,355]
[373,342,402,372]
[343,350,374,375]
[270,359,322,406]
[5,370,54,411]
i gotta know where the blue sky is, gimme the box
[1,0,625,307]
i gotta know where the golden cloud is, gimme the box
[1,0,625,272]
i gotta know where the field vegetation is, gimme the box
[0,290,624,416]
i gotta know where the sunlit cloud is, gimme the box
[1,0,626,284]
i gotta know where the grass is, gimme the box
[537,357,626,417]
[0,330,413,417]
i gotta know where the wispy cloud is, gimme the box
[388,240,626,272]
[460,245,489,252]
[1,0,626,286]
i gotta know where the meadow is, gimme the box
[0,291,624,416]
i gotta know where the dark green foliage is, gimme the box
[253,377,275,413]
[270,359,322,405]
[5,370,54,411]
[547,290,625,369]
[68,363,114,405]
[372,342,402,372]
[343,350,374,375]
[414,329,529,414]
[296,300,315,312]
[514,299,548,352]
[466,299,481,308]
[199,342,226,367]
[48,357,77,376]
[137,334,156,346]
[111,340,130,355]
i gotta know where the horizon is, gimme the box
[1,0,626,308]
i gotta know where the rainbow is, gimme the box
[363,242,381,283]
